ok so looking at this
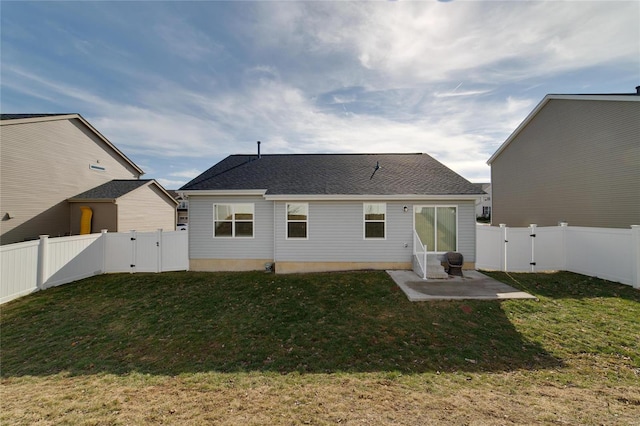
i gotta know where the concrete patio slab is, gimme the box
[387,270,537,301]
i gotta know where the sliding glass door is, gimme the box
[414,206,457,252]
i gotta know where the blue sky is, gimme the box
[2,1,638,189]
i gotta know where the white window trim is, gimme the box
[286,203,309,240]
[213,203,255,238]
[363,202,386,240]
[413,205,458,253]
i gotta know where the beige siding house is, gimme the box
[488,91,640,229]
[68,180,177,234]
[0,114,176,244]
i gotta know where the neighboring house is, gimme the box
[488,89,640,228]
[0,114,176,244]
[68,180,177,234]
[473,183,491,220]
[168,190,189,227]
[180,153,484,274]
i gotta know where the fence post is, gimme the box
[559,222,568,271]
[500,224,507,271]
[36,235,49,290]
[100,229,108,274]
[157,228,163,273]
[130,230,137,273]
[631,225,640,289]
[529,224,537,272]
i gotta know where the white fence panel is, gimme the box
[161,231,189,272]
[44,234,103,288]
[505,227,532,272]
[475,225,503,270]
[533,226,565,271]
[135,231,160,273]
[565,227,633,285]
[0,240,39,304]
[1,230,189,304]
[104,232,135,273]
[476,224,639,288]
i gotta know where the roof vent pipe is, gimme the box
[257,141,261,159]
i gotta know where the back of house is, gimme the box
[180,152,483,274]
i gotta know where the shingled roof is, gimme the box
[69,180,153,200]
[181,153,483,196]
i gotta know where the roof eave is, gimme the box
[0,113,145,176]
[264,194,482,201]
[182,190,480,201]
[181,189,268,197]
[68,198,117,203]
[149,180,179,205]
[487,94,640,165]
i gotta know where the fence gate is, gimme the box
[104,229,188,273]
[133,231,160,273]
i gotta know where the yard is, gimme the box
[1,270,639,425]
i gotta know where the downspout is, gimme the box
[273,200,277,268]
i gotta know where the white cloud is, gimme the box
[154,17,224,62]
[169,169,202,179]
[252,2,638,86]
[156,178,189,190]
[2,0,636,187]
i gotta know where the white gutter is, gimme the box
[264,194,482,201]
[181,189,268,196]
[182,190,481,201]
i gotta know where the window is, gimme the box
[286,203,308,239]
[414,206,457,252]
[214,204,254,238]
[364,203,386,239]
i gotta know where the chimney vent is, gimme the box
[257,141,261,158]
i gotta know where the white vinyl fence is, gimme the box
[1,229,188,304]
[476,223,640,288]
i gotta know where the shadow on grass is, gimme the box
[482,271,640,302]
[1,271,562,377]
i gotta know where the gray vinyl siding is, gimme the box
[491,99,640,228]
[188,195,274,259]
[0,118,141,244]
[454,201,476,262]
[274,200,476,263]
[188,196,476,263]
[117,184,176,232]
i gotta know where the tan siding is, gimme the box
[0,118,141,244]
[116,184,176,232]
[69,203,118,234]
[492,99,640,228]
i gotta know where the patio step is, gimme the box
[426,254,449,279]
[412,254,449,279]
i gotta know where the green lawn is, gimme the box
[1,270,639,425]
